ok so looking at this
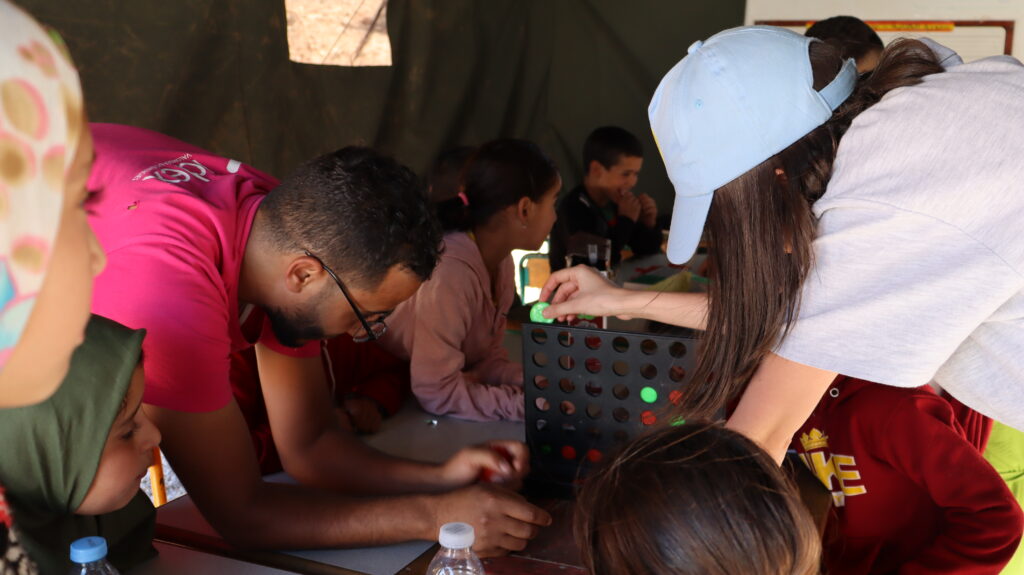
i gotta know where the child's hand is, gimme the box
[334,406,355,432]
[617,190,642,221]
[440,441,530,489]
[638,193,658,228]
[342,396,384,434]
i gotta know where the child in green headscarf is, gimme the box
[0,315,161,575]
[0,1,115,572]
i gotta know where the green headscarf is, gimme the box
[0,315,156,574]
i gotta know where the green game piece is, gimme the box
[578,314,596,320]
[670,416,686,427]
[530,302,554,324]
[540,444,553,454]
[640,387,658,403]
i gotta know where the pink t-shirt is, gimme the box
[87,123,318,413]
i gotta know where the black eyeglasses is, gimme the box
[304,250,388,343]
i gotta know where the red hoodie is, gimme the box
[791,376,1022,574]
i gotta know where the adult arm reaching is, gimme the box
[539,265,708,329]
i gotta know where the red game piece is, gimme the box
[669,389,684,406]
[641,410,657,426]
[478,445,514,483]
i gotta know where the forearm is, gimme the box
[414,370,524,422]
[616,289,708,330]
[726,353,836,463]
[283,426,451,495]
[211,480,438,549]
[478,359,524,389]
[473,342,524,389]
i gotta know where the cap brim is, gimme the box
[666,192,713,264]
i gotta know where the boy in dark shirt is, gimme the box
[549,126,662,271]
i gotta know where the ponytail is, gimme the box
[436,139,558,233]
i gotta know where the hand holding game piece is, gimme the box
[530,301,555,324]
[440,441,530,489]
[478,445,515,483]
[539,265,632,322]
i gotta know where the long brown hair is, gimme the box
[575,422,820,575]
[681,39,945,418]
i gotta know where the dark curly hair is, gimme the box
[259,147,443,288]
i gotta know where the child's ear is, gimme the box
[518,196,534,222]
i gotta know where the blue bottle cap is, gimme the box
[70,536,108,564]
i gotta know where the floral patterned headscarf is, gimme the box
[0,0,85,368]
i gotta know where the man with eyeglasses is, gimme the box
[86,123,551,555]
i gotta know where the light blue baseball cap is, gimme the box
[649,26,858,264]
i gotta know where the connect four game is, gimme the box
[522,322,700,496]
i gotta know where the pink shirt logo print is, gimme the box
[131,154,243,186]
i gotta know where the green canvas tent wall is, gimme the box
[19,0,744,209]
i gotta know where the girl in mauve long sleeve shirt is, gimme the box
[380,140,561,421]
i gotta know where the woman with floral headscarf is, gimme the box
[0,1,109,571]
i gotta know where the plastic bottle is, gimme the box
[426,522,485,575]
[68,536,120,575]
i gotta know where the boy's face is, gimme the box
[76,364,161,515]
[588,155,643,203]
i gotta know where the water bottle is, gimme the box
[68,536,120,574]
[426,522,485,575]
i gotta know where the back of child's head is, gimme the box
[436,138,558,232]
[805,16,883,64]
[582,126,644,173]
[428,145,476,203]
[575,422,820,575]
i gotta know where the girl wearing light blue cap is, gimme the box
[542,25,1024,463]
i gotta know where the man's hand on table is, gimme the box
[339,395,384,434]
[439,440,529,489]
[433,483,552,557]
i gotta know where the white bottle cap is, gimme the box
[438,522,475,549]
